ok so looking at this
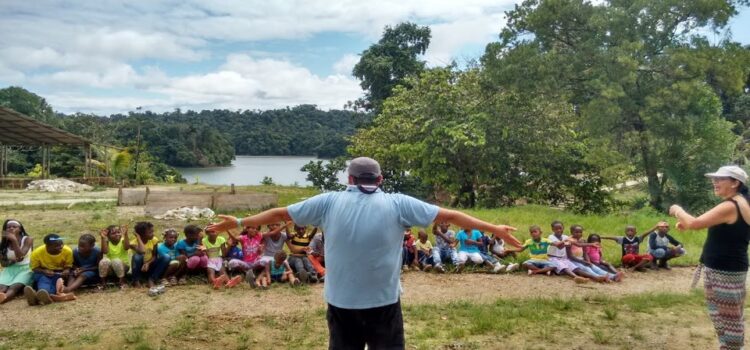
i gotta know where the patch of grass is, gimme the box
[592,330,610,345]
[123,325,146,344]
[78,331,101,344]
[603,307,619,320]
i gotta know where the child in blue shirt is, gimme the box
[157,229,182,285]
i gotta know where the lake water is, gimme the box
[177,156,347,186]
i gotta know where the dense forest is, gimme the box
[0,87,369,183]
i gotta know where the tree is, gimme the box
[350,67,614,212]
[482,0,748,211]
[352,22,431,112]
[301,158,347,192]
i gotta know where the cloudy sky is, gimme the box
[1,1,748,115]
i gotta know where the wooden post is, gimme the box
[0,145,4,178]
[41,145,48,179]
[144,186,150,205]
[231,183,235,194]
[117,183,123,206]
[211,188,218,210]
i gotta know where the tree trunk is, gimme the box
[638,130,662,210]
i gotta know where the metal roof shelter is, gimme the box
[0,106,102,179]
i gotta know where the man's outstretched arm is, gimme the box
[434,208,521,248]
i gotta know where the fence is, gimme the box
[118,187,278,216]
[0,176,115,189]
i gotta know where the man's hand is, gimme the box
[207,215,239,233]
[494,225,521,248]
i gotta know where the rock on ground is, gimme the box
[154,206,215,220]
[26,179,93,192]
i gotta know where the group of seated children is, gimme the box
[12,220,326,306]
[2,216,686,305]
[402,223,520,274]
[400,219,685,284]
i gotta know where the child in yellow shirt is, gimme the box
[24,234,77,306]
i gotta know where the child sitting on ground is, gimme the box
[64,234,101,293]
[547,221,603,283]
[175,224,207,284]
[131,221,168,289]
[25,234,76,305]
[226,225,268,287]
[584,234,617,273]
[203,229,242,289]
[307,229,325,278]
[414,229,434,271]
[99,225,130,290]
[602,225,654,271]
[402,228,418,271]
[287,224,319,283]
[157,229,182,285]
[510,225,556,276]
[455,228,503,273]
[259,250,300,287]
[567,225,622,282]
[647,221,686,270]
[489,232,520,272]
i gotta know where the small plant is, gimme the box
[603,307,618,321]
[261,176,275,186]
[592,330,609,345]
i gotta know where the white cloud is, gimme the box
[425,14,505,67]
[332,54,360,75]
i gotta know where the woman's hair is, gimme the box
[738,182,750,204]
[587,233,601,243]
[1,219,28,259]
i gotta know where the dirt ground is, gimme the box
[0,267,723,350]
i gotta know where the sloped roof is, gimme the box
[0,107,90,146]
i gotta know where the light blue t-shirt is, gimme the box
[157,242,178,260]
[456,229,482,253]
[288,185,439,309]
[174,239,199,257]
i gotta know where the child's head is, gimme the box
[134,221,154,241]
[587,233,601,244]
[438,221,450,232]
[294,224,306,236]
[78,233,96,254]
[417,229,427,242]
[2,219,27,237]
[163,228,178,246]
[551,220,564,235]
[205,228,219,239]
[274,250,287,264]
[625,225,636,237]
[183,224,202,243]
[656,221,669,235]
[569,225,583,239]
[529,225,542,239]
[43,233,64,255]
[243,225,260,236]
[106,225,121,242]
[405,227,412,236]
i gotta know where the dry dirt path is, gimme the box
[3,267,701,338]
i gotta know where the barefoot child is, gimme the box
[99,225,131,289]
[259,250,300,287]
[0,219,34,304]
[511,225,557,276]
[203,229,242,289]
[567,225,622,282]
[402,228,418,271]
[415,229,434,271]
[131,222,168,289]
[25,234,76,305]
[175,224,207,284]
[584,234,617,273]
[547,221,602,283]
[157,228,182,285]
[226,226,267,287]
[64,234,101,293]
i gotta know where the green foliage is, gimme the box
[351,68,614,212]
[482,0,750,212]
[261,176,275,186]
[300,158,347,191]
[352,22,431,112]
[26,163,42,178]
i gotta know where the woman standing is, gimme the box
[671,165,750,350]
[0,219,34,304]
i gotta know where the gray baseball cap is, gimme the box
[705,165,748,184]
[347,157,381,179]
